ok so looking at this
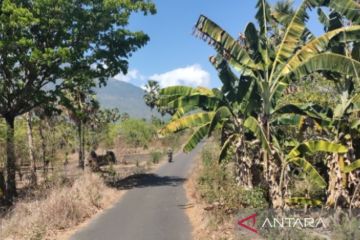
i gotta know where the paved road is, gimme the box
[71,145,202,240]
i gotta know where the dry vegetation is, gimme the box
[0,173,120,240]
[185,141,267,240]
[185,152,236,240]
[0,128,185,240]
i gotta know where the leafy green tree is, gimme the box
[0,0,156,202]
[120,119,156,148]
[88,108,121,149]
[62,87,99,169]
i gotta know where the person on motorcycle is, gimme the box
[167,148,173,163]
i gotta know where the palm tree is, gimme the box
[144,80,160,111]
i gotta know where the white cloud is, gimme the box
[149,64,211,88]
[112,65,211,88]
[113,69,145,82]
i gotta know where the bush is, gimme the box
[119,119,156,148]
[151,151,162,164]
[198,144,268,211]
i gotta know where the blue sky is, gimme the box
[114,0,324,89]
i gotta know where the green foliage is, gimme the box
[150,151,162,164]
[0,0,156,119]
[119,119,156,148]
[157,0,360,210]
[0,0,156,201]
[198,144,268,210]
[144,80,160,111]
[332,217,360,240]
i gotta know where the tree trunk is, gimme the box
[236,139,253,188]
[5,115,17,203]
[262,116,283,208]
[26,112,37,185]
[78,120,85,169]
[82,123,86,165]
[326,154,350,208]
[0,169,6,200]
[39,121,48,176]
[268,158,283,208]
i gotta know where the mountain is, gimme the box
[96,79,159,119]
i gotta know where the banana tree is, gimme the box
[158,54,263,187]
[192,0,360,208]
[308,5,360,207]
[282,140,348,207]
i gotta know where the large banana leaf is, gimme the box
[160,112,215,134]
[244,116,271,151]
[270,0,309,80]
[219,134,240,162]
[289,53,360,83]
[272,103,331,124]
[167,94,219,110]
[183,123,210,153]
[317,8,329,29]
[333,93,360,119]
[194,15,260,71]
[158,95,184,107]
[255,0,271,36]
[312,0,360,24]
[171,105,198,120]
[353,43,360,61]
[286,197,323,206]
[342,159,360,173]
[271,114,303,126]
[271,0,295,26]
[288,140,348,159]
[208,106,232,137]
[244,22,262,64]
[158,86,216,107]
[211,55,239,100]
[287,157,327,189]
[280,26,360,76]
[159,86,198,96]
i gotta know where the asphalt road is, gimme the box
[70,145,202,240]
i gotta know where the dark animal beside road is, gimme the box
[88,151,116,171]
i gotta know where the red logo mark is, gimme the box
[238,213,258,234]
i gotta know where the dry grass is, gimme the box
[0,173,119,240]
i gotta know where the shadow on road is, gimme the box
[106,173,186,190]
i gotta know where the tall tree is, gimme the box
[61,86,99,169]
[144,80,160,111]
[0,0,156,203]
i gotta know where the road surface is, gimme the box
[71,145,202,240]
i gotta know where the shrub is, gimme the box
[119,119,156,148]
[198,143,268,212]
[151,151,162,164]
